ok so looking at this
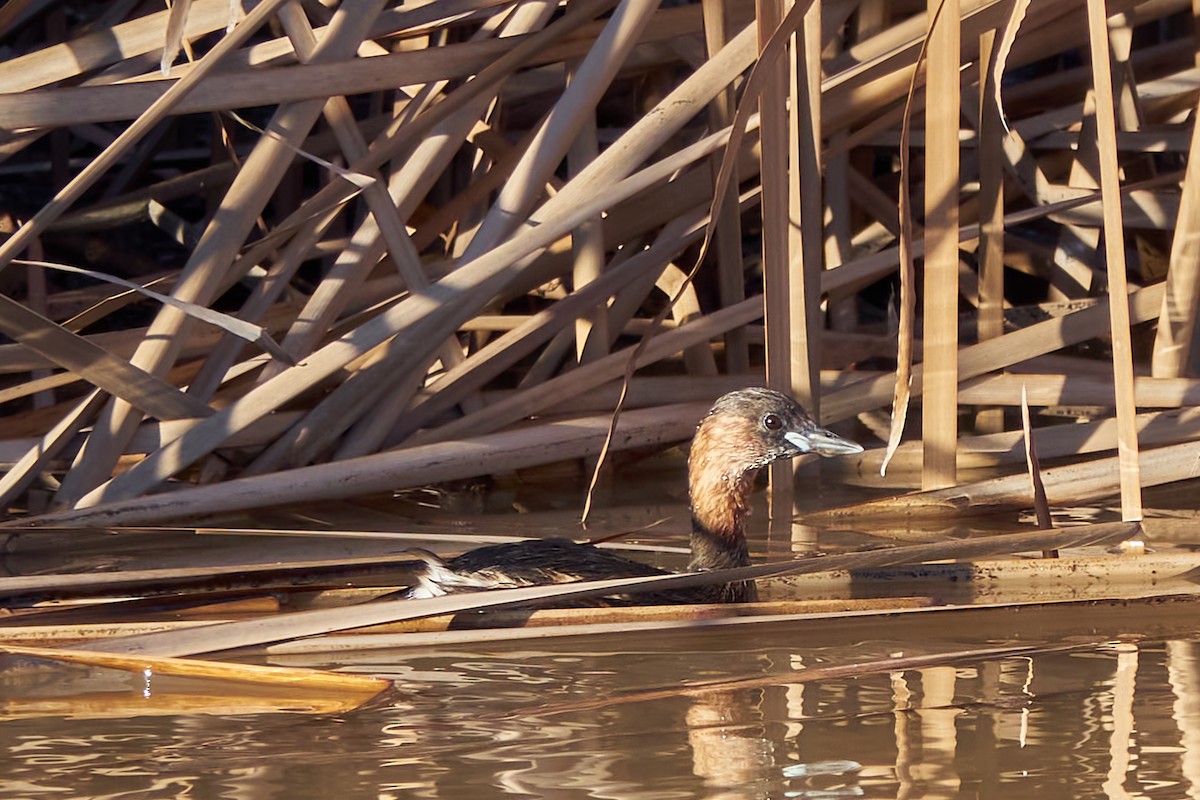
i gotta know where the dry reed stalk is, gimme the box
[823,129,854,331]
[8,402,715,529]
[235,21,538,466]
[755,0,794,530]
[1085,0,1143,522]
[0,40,523,128]
[211,0,620,281]
[276,5,429,297]
[976,27,1005,434]
[813,436,1200,522]
[15,259,288,361]
[878,0,929,477]
[568,72,608,364]
[0,411,305,469]
[822,283,1167,423]
[408,127,532,252]
[1046,103,1101,301]
[185,208,342,400]
[790,1,823,414]
[0,621,218,646]
[569,235,655,365]
[0,689,377,719]
[528,21,757,235]
[259,608,1157,654]
[0,297,211,421]
[339,597,938,633]
[959,373,1200,407]
[0,643,390,695]
[1152,94,1200,377]
[476,370,878,417]
[1019,386,1054,557]
[704,0,750,374]
[821,0,1097,137]
[0,306,276,374]
[824,171,1180,300]
[249,22,524,387]
[824,0,991,94]
[76,122,745,505]
[651,265,721,376]
[1107,12,1146,133]
[152,0,516,78]
[329,365,432,464]
[0,0,233,93]
[855,407,1200,472]
[921,0,960,490]
[0,371,80,407]
[0,554,433,603]
[0,292,302,395]
[0,4,294,497]
[0,598,934,644]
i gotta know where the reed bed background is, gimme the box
[0,0,1197,528]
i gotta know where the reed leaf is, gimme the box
[14,259,292,365]
[161,0,194,75]
[0,298,212,421]
[1,643,389,694]
[1020,384,1053,532]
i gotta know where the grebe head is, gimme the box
[691,388,863,478]
[687,389,862,562]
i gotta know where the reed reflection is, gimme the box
[893,666,962,799]
[1167,640,1200,799]
[686,687,775,798]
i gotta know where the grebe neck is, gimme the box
[686,410,769,603]
[686,465,755,572]
[687,467,758,603]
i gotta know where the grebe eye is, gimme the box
[763,413,783,431]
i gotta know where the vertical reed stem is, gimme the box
[1152,95,1200,379]
[703,0,749,374]
[976,28,1005,435]
[788,1,822,416]
[757,0,794,529]
[1085,0,1142,521]
[921,0,959,489]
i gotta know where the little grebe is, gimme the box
[406,388,863,604]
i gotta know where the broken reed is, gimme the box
[0,0,1197,526]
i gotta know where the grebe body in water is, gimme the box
[407,388,863,604]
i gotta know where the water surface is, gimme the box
[3,461,1200,798]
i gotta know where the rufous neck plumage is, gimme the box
[686,413,761,572]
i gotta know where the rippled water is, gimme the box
[5,630,1200,798]
[3,464,1200,798]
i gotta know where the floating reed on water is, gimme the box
[0,0,1198,526]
